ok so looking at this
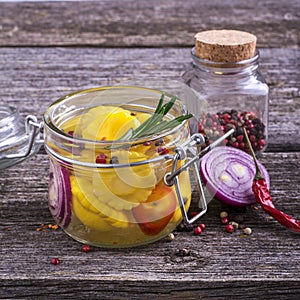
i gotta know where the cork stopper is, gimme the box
[194,30,257,63]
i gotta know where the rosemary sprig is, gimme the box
[119,94,193,141]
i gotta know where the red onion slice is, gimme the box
[200,146,270,206]
[48,160,72,228]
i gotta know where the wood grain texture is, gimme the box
[0,0,299,48]
[0,47,299,151]
[0,152,300,298]
[0,1,299,298]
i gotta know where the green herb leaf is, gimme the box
[120,94,192,141]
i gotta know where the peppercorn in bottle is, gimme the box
[183,29,269,153]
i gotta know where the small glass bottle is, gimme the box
[183,30,269,153]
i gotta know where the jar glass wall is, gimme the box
[43,86,193,247]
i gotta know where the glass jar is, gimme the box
[183,48,269,153]
[1,85,232,248]
[43,86,208,248]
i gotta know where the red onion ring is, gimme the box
[200,146,270,206]
[48,160,72,228]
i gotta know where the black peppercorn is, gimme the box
[176,248,190,257]
[110,156,119,164]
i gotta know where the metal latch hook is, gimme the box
[164,129,234,225]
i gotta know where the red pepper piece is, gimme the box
[253,179,300,233]
[244,128,300,233]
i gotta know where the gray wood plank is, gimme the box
[1,280,299,299]
[0,47,299,151]
[0,0,299,47]
[0,2,299,294]
[0,152,300,298]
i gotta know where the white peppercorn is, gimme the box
[243,227,252,235]
[167,233,175,241]
[220,211,228,219]
[229,221,239,229]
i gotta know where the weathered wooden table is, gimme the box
[0,1,299,299]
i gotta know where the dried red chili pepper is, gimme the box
[244,128,300,233]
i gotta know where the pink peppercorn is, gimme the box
[237,135,244,142]
[199,223,206,230]
[225,224,235,233]
[239,142,245,150]
[232,142,239,148]
[211,114,218,120]
[258,145,264,151]
[223,113,230,120]
[96,153,107,164]
[51,258,60,265]
[259,139,266,147]
[221,217,229,224]
[82,244,91,252]
[194,226,202,235]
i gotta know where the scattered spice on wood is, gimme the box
[243,227,252,235]
[221,217,229,224]
[219,211,253,236]
[199,223,206,231]
[176,222,193,232]
[194,226,203,235]
[225,224,235,233]
[229,221,239,230]
[193,223,206,235]
[36,223,59,232]
[219,211,228,219]
[51,258,60,265]
[176,248,190,257]
[167,233,175,242]
[81,244,91,252]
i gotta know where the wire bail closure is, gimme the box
[0,114,43,162]
[9,116,43,159]
[164,129,234,225]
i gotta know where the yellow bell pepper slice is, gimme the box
[80,106,140,141]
